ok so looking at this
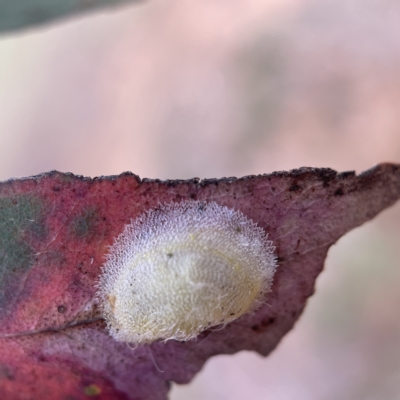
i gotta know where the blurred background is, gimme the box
[1,0,400,399]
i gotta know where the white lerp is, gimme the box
[97,201,277,344]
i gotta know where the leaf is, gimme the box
[0,164,399,400]
[0,0,142,33]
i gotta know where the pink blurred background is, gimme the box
[1,0,400,399]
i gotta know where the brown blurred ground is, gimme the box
[1,0,400,399]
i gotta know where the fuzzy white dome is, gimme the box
[97,201,277,344]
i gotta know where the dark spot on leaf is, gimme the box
[264,317,275,326]
[251,325,260,331]
[289,184,301,192]
[253,318,276,332]
[335,188,344,196]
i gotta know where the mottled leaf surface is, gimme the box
[0,164,400,400]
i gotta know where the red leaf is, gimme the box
[1,164,400,400]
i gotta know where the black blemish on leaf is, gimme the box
[57,305,66,313]
[335,188,344,196]
[262,317,275,326]
[289,184,301,192]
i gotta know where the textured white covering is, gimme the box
[97,201,277,344]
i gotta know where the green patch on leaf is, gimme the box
[71,207,99,239]
[0,195,46,288]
